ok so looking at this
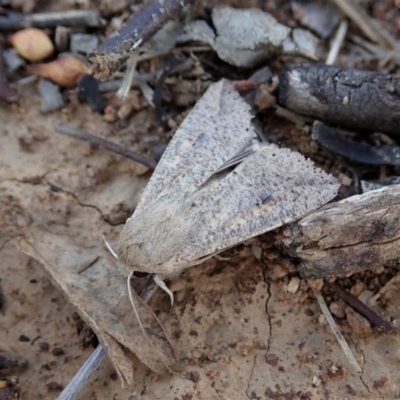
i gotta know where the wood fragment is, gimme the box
[326,20,348,65]
[309,279,362,373]
[279,63,400,136]
[56,345,106,400]
[312,121,400,166]
[0,10,100,31]
[89,0,194,79]
[0,355,28,371]
[331,0,396,49]
[280,185,400,279]
[55,123,157,170]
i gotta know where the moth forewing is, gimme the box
[173,145,340,264]
[134,79,257,215]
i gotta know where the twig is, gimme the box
[55,123,157,169]
[324,279,393,333]
[56,345,106,400]
[309,280,362,373]
[154,55,182,129]
[0,354,28,370]
[98,71,158,92]
[116,53,139,100]
[331,0,396,49]
[368,275,400,307]
[0,10,100,31]
[89,0,194,79]
[326,20,348,65]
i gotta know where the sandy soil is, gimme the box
[1,1,400,399]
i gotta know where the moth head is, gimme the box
[117,200,192,275]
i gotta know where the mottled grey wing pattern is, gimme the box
[180,146,339,263]
[135,79,256,214]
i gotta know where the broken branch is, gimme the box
[55,123,157,169]
[88,0,194,79]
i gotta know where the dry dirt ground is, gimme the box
[1,75,400,400]
[1,2,400,400]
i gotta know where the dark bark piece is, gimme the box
[278,63,400,136]
[312,121,400,165]
[280,185,400,278]
[89,0,193,80]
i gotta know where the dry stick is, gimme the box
[55,123,157,170]
[88,0,194,79]
[331,0,396,49]
[310,282,362,373]
[57,345,106,400]
[0,10,100,31]
[326,20,348,65]
[324,280,393,333]
[116,53,139,100]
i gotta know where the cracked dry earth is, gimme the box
[1,83,400,399]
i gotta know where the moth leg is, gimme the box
[154,275,174,307]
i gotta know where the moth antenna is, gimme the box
[154,275,174,307]
[102,235,118,259]
[127,272,175,372]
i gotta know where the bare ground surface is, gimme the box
[1,74,400,400]
[1,1,400,400]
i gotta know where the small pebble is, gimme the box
[46,381,63,391]
[38,78,64,112]
[51,347,65,356]
[117,103,133,120]
[2,48,25,73]
[329,300,346,319]
[70,33,99,54]
[345,306,371,334]
[235,339,253,356]
[251,245,262,260]
[286,277,300,294]
[38,342,50,352]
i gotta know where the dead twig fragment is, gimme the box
[326,20,348,65]
[280,185,400,279]
[89,0,194,79]
[312,121,400,166]
[0,10,100,31]
[55,123,157,169]
[279,63,400,136]
[324,279,393,333]
[331,0,396,49]
[309,280,362,373]
[0,355,28,370]
[56,345,106,400]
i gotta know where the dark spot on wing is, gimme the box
[257,193,272,206]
